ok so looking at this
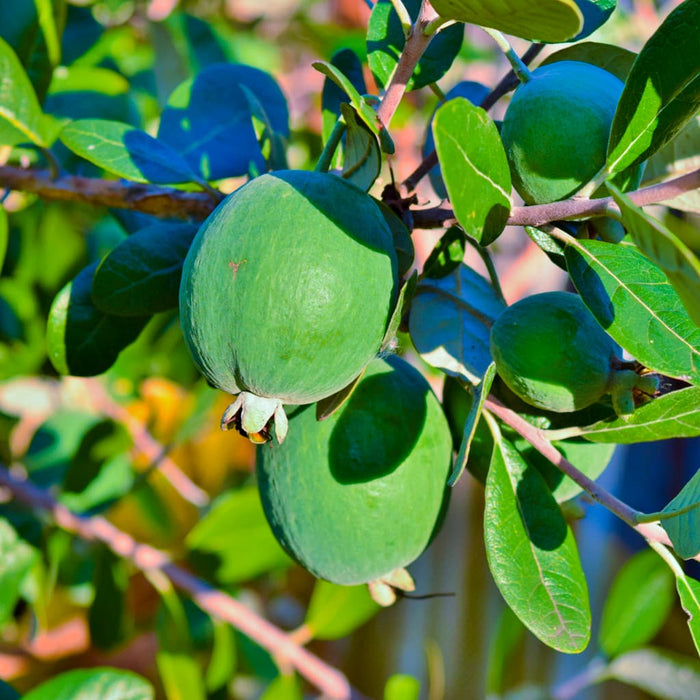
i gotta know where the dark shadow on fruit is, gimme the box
[328,372,427,484]
[516,464,568,551]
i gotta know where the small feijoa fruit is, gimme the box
[500,61,623,204]
[256,355,452,586]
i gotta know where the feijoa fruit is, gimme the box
[179,170,399,442]
[256,355,452,586]
[500,61,623,204]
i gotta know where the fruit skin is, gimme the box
[179,170,399,439]
[490,291,617,413]
[256,355,452,586]
[500,61,623,204]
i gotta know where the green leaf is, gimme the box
[384,674,421,700]
[433,98,511,245]
[485,606,526,697]
[598,549,674,658]
[608,183,700,325]
[313,60,394,154]
[661,469,700,559]
[553,386,700,443]
[205,620,237,693]
[603,647,700,699]
[607,0,700,175]
[422,226,467,280]
[46,264,150,377]
[0,206,7,273]
[540,40,636,81]
[675,573,700,656]
[409,262,505,384]
[0,518,37,625]
[304,580,380,640]
[60,119,203,185]
[186,487,291,584]
[450,362,496,486]
[339,103,381,192]
[484,432,591,653]
[642,114,700,215]
[259,674,302,700]
[0,680,19,700]
[34,0,62,66]
[376,200,415,278]
[23,668,154,700]
[89,546,128,650]
[430,0,583,42]
[92,222,198,316]
[565,239,700,385]
[321,48,366,146]
[367,0,463,91]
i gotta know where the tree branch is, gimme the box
[0,465,352,700]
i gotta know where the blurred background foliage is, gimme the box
[0,0,697,698]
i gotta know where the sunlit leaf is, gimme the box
[675,573,700,656]
[22,668,154,700]
[0,518,37,625]
[484,432,591,653]
[384,674,421,700]
[607,0,700,175]
[598,549,674,658]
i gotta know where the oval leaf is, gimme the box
[430,0,583,43]
[433,98,511,245]
[46,264,150,377]
[484,433,591,653]
[23,668,154,700]
[598,549,674,658]
[564,238,700,385]
[662,469,700,560]
[92,222,198,316]
[60,119,202,185]
[409,262,505,384]
[367,0,464,91]
[607,0,700,175]
[676,573,700,656]
[608,182,700,325]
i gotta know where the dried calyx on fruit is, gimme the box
[490,291,658,416]
[179,170,399,443]
[256,355,452,602]
[500,61,623,204]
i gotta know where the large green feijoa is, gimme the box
[500,61,623,204]
[256,355,452,587]
[179,170,399,443]
[490,291,618,413]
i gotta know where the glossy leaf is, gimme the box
[598,550,674,658]
[661,469,700,559]
[60,119,203,185]
[0,35,55,147]
[22,668,154,700]
[609,183,700,325]
[46,264,150,377]
[304,580,380,640]
[158,63,289,180]
[430,0,583,43]
[675,573,700,656]
[540,40,635,81]
[484,433,591,653]
[433,98,511,245]
[92,222,199,316]
[607,0,700,175]
[409,262,505,384]
[321,48,366,145]
[384,674,421,700]
[0,518,37,625]
[367,0,464,91]
[186,487,291,584]
[553,386,700,443]
[339,103,381,191]
[603,647,700,699]
[565,239,700,385]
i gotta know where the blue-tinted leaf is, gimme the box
[662,469,700,560]
[60,119,203,185]
[321,48,366,144]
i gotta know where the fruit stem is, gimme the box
[483,29,533,83]
[636,499,700,525]
[315,119,347,173]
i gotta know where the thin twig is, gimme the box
[0,465,352,700]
